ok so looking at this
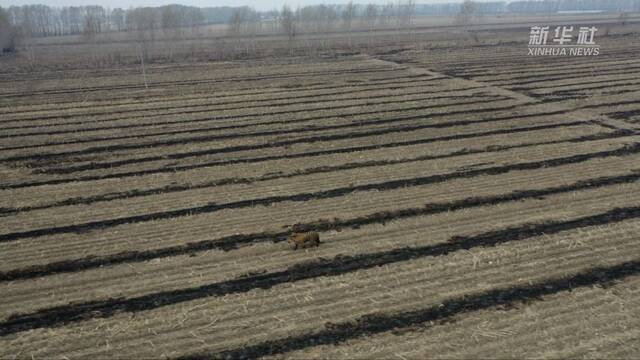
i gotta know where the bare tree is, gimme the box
[81,6,106,41]
[397,0,415,29]
[228,7,259,35]
[279,5,296,36]
[67,7,83,34]
[161,5,180,33]
[161,6,183,60]
[324,5,339,32]
[342,1,356,31]
[111,8,125,32]
[297,4,337,49]
[33,5,52,36]
[228,7,245,35]
[380,2,395,26]
[7,6,37,63]
[456,0,477,27]
[227,6,260,56]
[456,1,480,42]
[83,12,99,40]
[363,3,377,27]
[341,1,356,48]
[126,7,158,63]
[297,6,317,33]
[0,7,18,53]
[279,5,296,54]
[362,4,377,46]
[138,42,149,89]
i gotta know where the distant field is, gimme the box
[1,19,639,359]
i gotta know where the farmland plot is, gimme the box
[390,32,640,128]
[1,32,640,359]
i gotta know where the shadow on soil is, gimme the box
[2,169,640,283]
[192,259,640,359]
[0,109,589,189]
[0,127,627,216]
[1,205,639,337]
[1,140,639,244]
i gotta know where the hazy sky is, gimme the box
[0,0,476,11]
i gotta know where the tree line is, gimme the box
[0,4,242,39]
[1,7,18,52]
[507,0,640,13]
[1,0,638,56]
[227,1,417,37]
[2,0,638,40]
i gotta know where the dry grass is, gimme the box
[1,18,639,359]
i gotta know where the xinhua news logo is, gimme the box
[528,26,600,56]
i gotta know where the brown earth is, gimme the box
[0,17,639,359]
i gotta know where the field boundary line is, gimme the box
[2,206,640,336]
[2,170,640,282]
[202,259,640,359]
[1,140,639,243]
